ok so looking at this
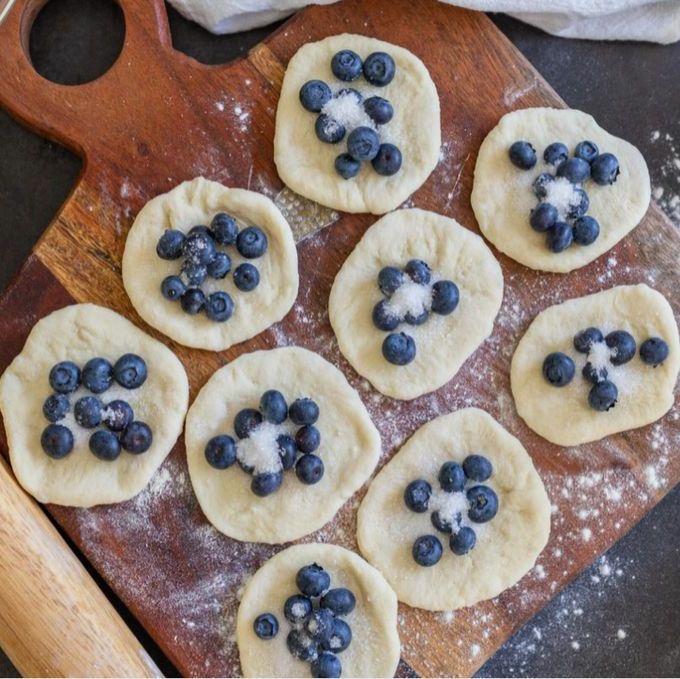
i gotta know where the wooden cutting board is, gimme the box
[0,0,678,676]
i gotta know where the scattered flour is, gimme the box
[649,130,680,225]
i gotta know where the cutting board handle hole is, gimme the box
[27,0,124,85]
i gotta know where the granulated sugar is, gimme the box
[321,90,375,132]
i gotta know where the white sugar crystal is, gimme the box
[587,340,613,374]
[384,281,432,320]
[429,489,470,533]
[236,422,283,475]
[543,176,581,220]
[291,602,307,618]
[321,91,375,132]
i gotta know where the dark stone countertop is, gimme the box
[0,1,678,676]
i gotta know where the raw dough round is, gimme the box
[0,304,189,507]
[236,543,400,678]
[329,208,503,400]
[274,33,441,214]
[122,177,298,351]
[511,284,680,447]
[185,347,381,543]
[356,408,551,611]
[471,107,650,273]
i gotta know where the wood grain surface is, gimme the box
[0,0,678,676]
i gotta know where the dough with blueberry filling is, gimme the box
[0,304,189,506]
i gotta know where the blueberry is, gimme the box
[640,337,669,367]
[277,434,298,470]
[363,96,393,124]
[181,261,207,287]
[567,188,589,219]
[530,203,558,232]
[509,141,537,170]
[211,213,239,245]
[296,563,331,597]
[206,251,231,279]
[322,619,352,653]
[363,52,396,86]
[404,259,431,284]
[582,362,608,385]
[315,114,346,144]
[311,652,342,678]
[74,396,103,428]
[49,361,80,394]
[113,354,147,390]
[430,511,454,534]
[233,263,260,291]
[556,157,590,184]
[306,608,335,644]
[161,275,186,301]
[295,454,324,484]
[574,140,599,163]
[573,327,604,353]
[439,461,465,492]
[431,280,460,315]
[289,398,319,425]
[403,479,431,513]
[120,421,153,454]
[543,142,569,166]
[606,330,636,365]
[542,352,575,386]
[253,613,279,640]
[450,527,476,555]
[334,153,361,180]
[347,126,380,161]
[259,390,288,424]
[372,299,400,331]
[590,153,620,185]
[251,471,284,497]
[287,629,318,662]
[320,588,356,616]
[462,455,493,482]
[236,226,268,259]
[42,394,70,423]
[205,291,235,322]
[533,173,555,199]
[546,222,574,253]
[234,408,263,439]
[371,143,402,176]
[467,485,499,523]
[378,266,404,296]
[382,332,416,366]
[404,309,428,326]
[331,49,362,81]
[588,380,618,411]
[296,425,321,454]
[180,288,206,315]
[82,357,113,394]
[102,399,134,432]
[41,424,74,459]
[156,229,186,260]
[284,594,313,625]
[336,87,362,102]
[299,79,333,112]
[188,225,214,239]
[182,232,216,267]
[89,430,121,461]
[572,216,600,245]
[204,435,237,469]
[412,535,443,567]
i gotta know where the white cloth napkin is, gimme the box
[168,0,680,43]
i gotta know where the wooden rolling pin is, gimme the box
[0,455,163,678]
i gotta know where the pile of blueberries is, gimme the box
[509,138,620,253]
[157,212,267,322]
[373,260,460,366]
[41,354,152,460]
[204,391,325,497]
[299,49,402,179]
[253,562,354,678]
[543,328,670,412]
[404,454,499,566]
